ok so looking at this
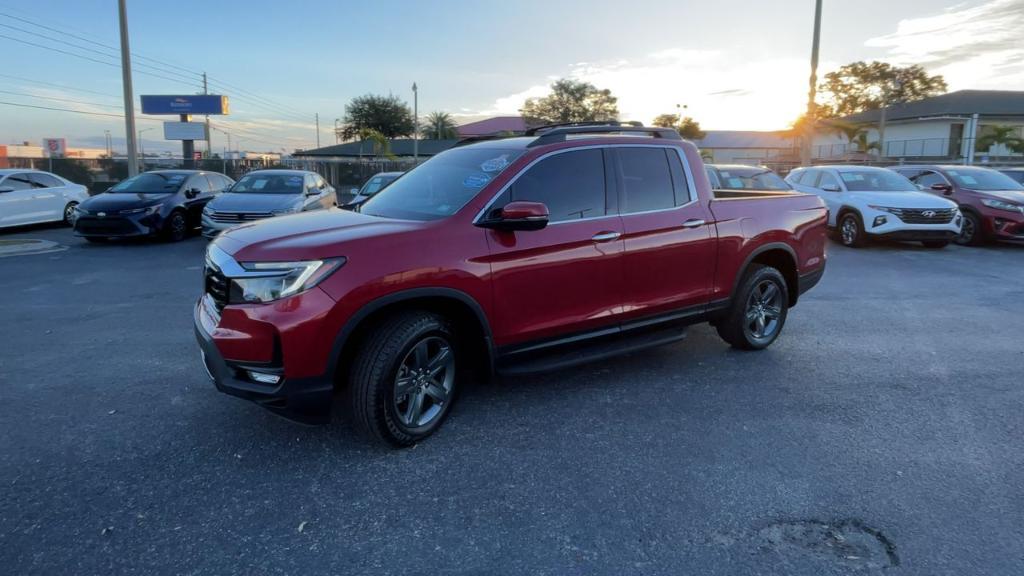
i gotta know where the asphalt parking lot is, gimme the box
[1,224,1023,575]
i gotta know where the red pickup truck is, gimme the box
[195,124,827,446]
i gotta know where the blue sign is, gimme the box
[140,95,230,115]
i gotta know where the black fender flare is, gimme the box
[730,241,799,306]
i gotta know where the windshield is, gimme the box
[839,170,917,192]
[109,173,186,193]
[946,168,1024,191]
[716,168,791,191]
[359,174,399,196]
[360,148,524,220]
[229,173,305,194]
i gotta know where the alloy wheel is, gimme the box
[744,280,783,340]
[841,216,858,246]
[64,203,77,224]
[393,336,455,428]
[170,214,186,241]
[959,215,975,244]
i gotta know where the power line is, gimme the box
[0,89,122,109]
[0,73,121,99]
[0,99,163,122]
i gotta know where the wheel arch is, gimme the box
[328,288,494,390]
[732,243,799,308]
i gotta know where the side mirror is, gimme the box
[930,183,953,194]
[821,184,841,192]
[478,201,549,231]
[349,187,360,195]
[185,188,200,199]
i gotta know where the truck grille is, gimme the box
[208,210,273,224]
[888,208,956,224]
[204,264,230,311]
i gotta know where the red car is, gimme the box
[892,165,1024,245]
[195,124,828,446]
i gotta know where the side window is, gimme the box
[667,150,692,205]
[305,175,318,190]
[188,175,214,193]
[618,148,675,214]
[316,175,328,189]
[798,170,819,186]
[2,173,34,191]
[507,149,606,222]
[705,166,720,189]
[29,173,63,188]
[817,171,839,190]
[914,171,947,188]
[210,174,229,190]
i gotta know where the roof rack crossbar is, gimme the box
[526,124,682,147]
[451,134,517,148]
[524,120,643,136]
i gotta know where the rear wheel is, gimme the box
[839,212,866,247]
[955,211,984,246]
[164,211,187,242]
[716,264,789,350]
[921,240,949,249]
[62,202,78,225]
[348,311,459,447]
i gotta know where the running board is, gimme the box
[495,325,688,376]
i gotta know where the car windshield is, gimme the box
[716,168,790,190]
[838,170,917,192]
[109,173,186,193]
[360,148,524,220]
[1000,170,1024,184]
[229,173,305,194]
[359,175,399,196]
[946,168,1024,191]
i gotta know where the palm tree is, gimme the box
[852,131,880,155]
[420,111,460,140]
[976,125,1024,155]
[357,128,394,159]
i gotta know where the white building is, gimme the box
[811,90,1024,163]
[692,131,797,165]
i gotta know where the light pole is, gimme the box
[104,130,112,157]
[138,127,153,170]
[118,0,138,177]
[876,79,901,158]
[801,0,823,166]
[334,118,341,144]
[412,82,418,164]
[315,113,320,149]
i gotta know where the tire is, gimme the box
[348,311,459,447]
[838,212,866,247]
[163,210,187,242]
[716,264,789,350]
[84,236,107,243]
[63,202,78,226]
[921,240,949,249]
[955,211,984,246]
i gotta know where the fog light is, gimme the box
[994,218,1006,228]
[956,215,962,226]
[873,216,887,227]
[247,370,281,385]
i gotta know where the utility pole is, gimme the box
[203,72,211,160]
[315,113,320,148]
[412,82,418,164]
[800,0,823,166]
[334,118,340,144]
[118,0,138,176]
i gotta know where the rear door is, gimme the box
[483,147,626,345]
[28,172,67,221]
[614,146,716,319]
[0,173,38,227]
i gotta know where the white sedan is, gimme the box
[0,169,90,229]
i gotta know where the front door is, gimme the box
[0,173,41,227]
[483,148,625,346]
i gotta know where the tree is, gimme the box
[651,113,705,139]
[817,61,947,118]
[852,131,880,154]
[48,159,93,186]
[975,125,1024,154]
[341,94,415,140]
[421,111,460,140]
[356,128,394,158]
[520,79,619,126]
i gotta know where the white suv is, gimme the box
[786,165,961,248]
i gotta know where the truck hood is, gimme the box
[213,209,424,261]
[966,188,1024,203]
[848,190,956,209]
[207,193,302,212]
[80,192,173,212]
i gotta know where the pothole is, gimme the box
[758,519,899,569]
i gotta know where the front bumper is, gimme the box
[193,295,334,424]
[982,209,1024,241]
[74,213,158,237]
[872,229,958,242]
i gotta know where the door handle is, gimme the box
[591,231,621,242]
[681,218,705,229]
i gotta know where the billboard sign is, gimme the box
[164,121,209,141]
[43,138,66,158]
[141,95,229,115]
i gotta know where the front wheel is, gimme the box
[839,212,866,247]
[716,264,789,350]
[63,202,78,225]
[955,211,984,246]
[163,211,187,242]
[348,311,459,447]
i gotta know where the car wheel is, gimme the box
[921,240,949,249]
[63,202,78,226]
[348,311,459,447]
[84,236,107,243]
[839,212,866,247]
[716,264,789,351]
[164,211,187,242]
[955,211,984,246]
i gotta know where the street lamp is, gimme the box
[334,118,341,144]
[412,82,418,164]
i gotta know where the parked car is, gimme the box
[705,164,792,191]
[195,123,828,447]
[997,167,1024,185]
[201,170,335,238]
[891,165,1024,245]
[0,169,89,230]
[340,171,402,210]
[74,170,233,242]
[786,165,960,248]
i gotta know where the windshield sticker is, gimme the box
[480,155,510,172]
[959,175,978,185]
[287,176,303,184]
[840,173,865,182]
[252,179,267,189]
[167,175,185,183]
[462,173,490,188]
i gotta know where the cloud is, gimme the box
[865,0,1024,88]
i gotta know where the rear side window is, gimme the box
[618,148,675,214]
[817,171,840,190]
[189,175,214,193]
[508,149,606,222]
[914,171,948,188]
[1,173,33,191]
[667,150,692,204]
[798,170,819,186]
[29,173,63,188]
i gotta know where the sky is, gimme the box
[1,0,1022,154]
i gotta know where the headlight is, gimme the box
[867,205,904,217]
[120,205,160,216]
[981,199,1024,213]
[202,205,214,216]
[228,258,345,304]
[271,208,296,215]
